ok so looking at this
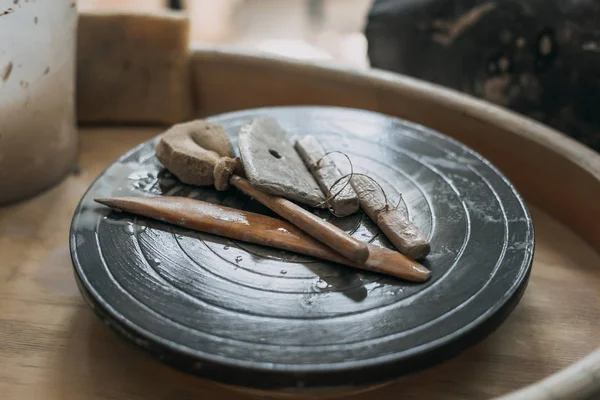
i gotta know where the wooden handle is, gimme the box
[230,175,370,264]
[94,196,429,282]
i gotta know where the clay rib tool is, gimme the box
[237,117,326,208]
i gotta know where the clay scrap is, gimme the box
[238,117,326,208]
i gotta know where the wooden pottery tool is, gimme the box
[295,133,430,259]
[294,135,360,217]
[156,118,370,264]
[70,106,534,392]
[94,196,430,282]
[351,174,431,260]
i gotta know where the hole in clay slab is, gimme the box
[269,149,282,159]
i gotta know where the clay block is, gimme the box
[366,0,600,151]
[77,11,193,125]
[238,117,326,208]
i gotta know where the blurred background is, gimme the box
[78,0,371,69]
[77,0,600,152]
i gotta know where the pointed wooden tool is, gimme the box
[229,175,370,264]
[94,196,431,282]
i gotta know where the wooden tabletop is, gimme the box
[1,127,600,400]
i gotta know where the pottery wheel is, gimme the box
[70,106,534,390]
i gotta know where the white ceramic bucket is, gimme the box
[0,0,78,204]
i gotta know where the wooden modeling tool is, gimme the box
[94,196,431,282]
[294,134,430,259]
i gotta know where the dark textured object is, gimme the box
[70,106,534,391]
[168,0,183,10]
[366,0,600,152]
